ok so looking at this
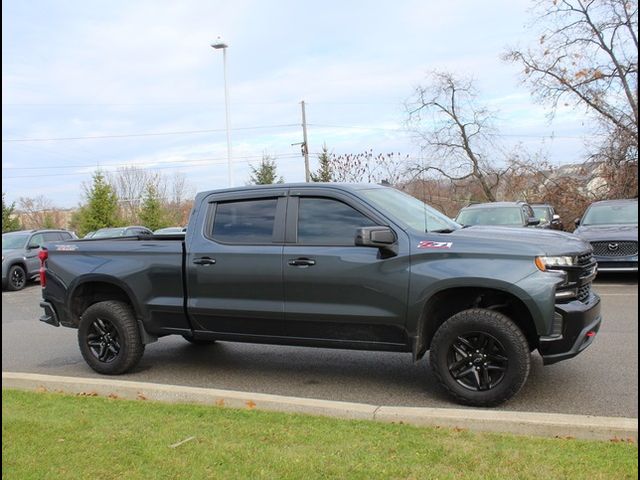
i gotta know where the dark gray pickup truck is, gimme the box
[39,184,602,406]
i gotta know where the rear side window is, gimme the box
[59,232,73,240]
[211,198,278,244]
[297,197,377,245]
[43,232,62,242]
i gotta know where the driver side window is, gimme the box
[297,197,377,245]
[28,233,44,248]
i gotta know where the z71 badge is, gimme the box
[418,241,453,249]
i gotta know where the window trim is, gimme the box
[204,196,286,246]
[289,194,386,247]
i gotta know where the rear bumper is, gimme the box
[39,301,60,327]
[538,294,602,365]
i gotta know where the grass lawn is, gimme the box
[2,389,637,479]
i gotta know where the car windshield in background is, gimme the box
[154,227,185,235]
[532,207,550,223]
[2,233,30,249]
[92,228,126,238]
[457,207,523,226]
[582,204,638,226]
[359,188,460,233]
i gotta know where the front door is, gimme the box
[186,191,287,335]
[283,190,410,346]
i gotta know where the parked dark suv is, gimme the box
[531,204,563,230]
[574,199,638,272]
[2,229,77,290]
[90,226,153,239]
[455,201,540,228]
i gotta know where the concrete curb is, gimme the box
[3,371,637,442]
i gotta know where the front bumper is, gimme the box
[538,293,602,365]
[594,256,638,272]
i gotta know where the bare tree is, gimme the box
[107,166,167,223]
[406,71,515,202]
[16,196,66,229]
[504,0,638,197]
[329,150,410,185]
[166,172,195,225]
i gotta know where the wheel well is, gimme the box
[70,282,135,327]
[417,287,538,358]
[8,261,27,272]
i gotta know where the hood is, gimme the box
[414,225,591,257]
[573,224,638,242]
[2,248,24,259]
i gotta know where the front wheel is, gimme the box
[7,265,27,291]
[429,309,530,407]
[78,301,145,375]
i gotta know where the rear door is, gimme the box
[282,188,410,346]
[186,189,287,335]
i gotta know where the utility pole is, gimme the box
[301,100,310,182]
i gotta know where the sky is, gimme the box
[2,0,599,209]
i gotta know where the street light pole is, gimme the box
[211,37,234,187]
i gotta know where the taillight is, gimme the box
[39,248,48,288]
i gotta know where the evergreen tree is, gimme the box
[77,171,120,236]
[249,155,284,185]
[310,144,334,182]
[138,183,169,231]
[2,193,21,233]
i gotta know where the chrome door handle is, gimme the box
[193,257,216,265]
[288,258,316,267]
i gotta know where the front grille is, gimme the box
[590,241,638,257]
[577,284,591,302]
[577,252,594,266]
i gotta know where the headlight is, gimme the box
[535,256,576,271]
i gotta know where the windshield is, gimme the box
[456,206,523,226]
[582,203,638,226]
[532,207,550,223]
[359,187,460,232]
[2,233,30,250]
[92,228,126,238]
[154,227,184,234]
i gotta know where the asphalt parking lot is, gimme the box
[2,274,637,417]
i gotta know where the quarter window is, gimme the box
[211,198,278,244]
[297,197,377,245]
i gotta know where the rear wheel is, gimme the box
[429,308,530,407]
[78,301,145,374]
[7,265,27,291]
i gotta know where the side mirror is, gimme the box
[552,214,560,222]
[526,217,540,226]
[355,226,398,257]
[27,244,40,250]
[574,218,581,227]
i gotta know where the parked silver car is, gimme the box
[2,229,77,291]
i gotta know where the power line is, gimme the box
[308,123,602,139]
[2,153,304,179]
[2,152,300,170]
[1,124,299,143]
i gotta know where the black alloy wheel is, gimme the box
[86,317,121,364]
[447,332,508,391]
[78,300,145,374]
[429,308,530,407]
[8,265,26,291]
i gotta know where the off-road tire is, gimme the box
[78,300,145,375]
[429,308,530,407]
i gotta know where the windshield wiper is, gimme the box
[429,228,456,233]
